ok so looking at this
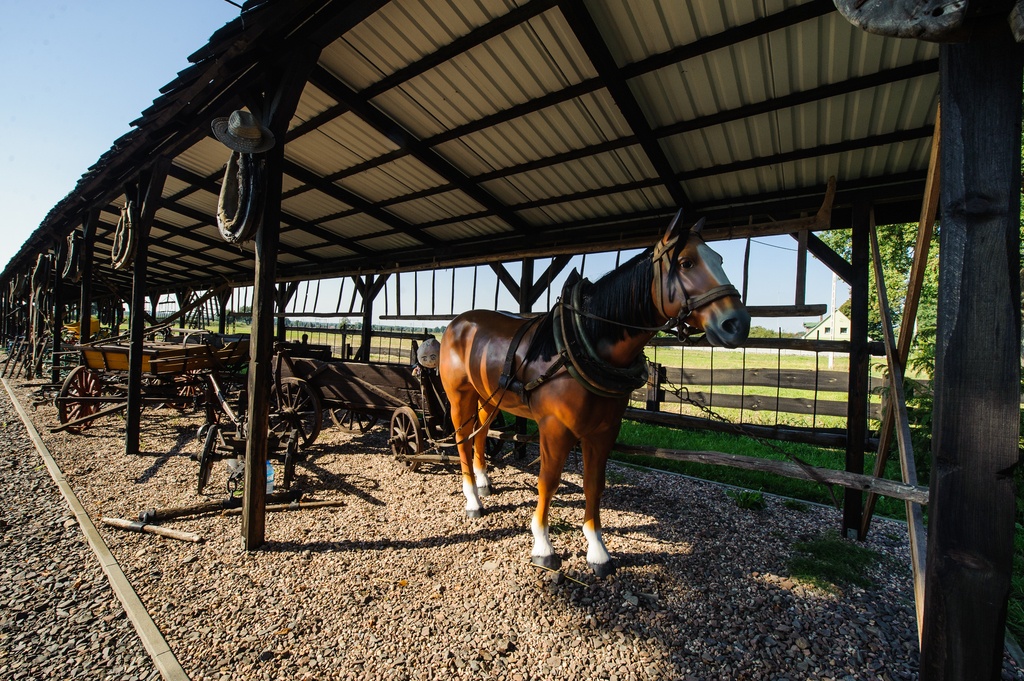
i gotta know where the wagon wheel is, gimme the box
[390,406,423,472]
[330,408,379,433]
[57,366,102,434]
[174,370,205,410]
[270,377,322,447]
[197,424,219,495]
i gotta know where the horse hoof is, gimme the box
[466,508,484,519]
[477,485,491,498]
[531,554,562,571]
[589,560,616,579]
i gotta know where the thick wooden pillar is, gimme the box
[125,159,170,455]
[842,203,870,539]
[243,49,320,551]
[79,209,98,343]
[920,33,1022,680]
[358,275,375,361]
[50,240,64,384]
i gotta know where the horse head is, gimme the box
[651,210,750,348]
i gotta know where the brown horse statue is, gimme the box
[439,210,750,577]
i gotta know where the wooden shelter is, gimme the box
[1,2,1019,678]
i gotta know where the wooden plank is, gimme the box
[745,304,827,317]
[921,37,1022,680]
[612,443,929,505]
[623,407,874,450]
[661,366,852,392]
[651,335,887,355]
[866,217,927,643]
[862,105,941,540]
[651,390,880,419]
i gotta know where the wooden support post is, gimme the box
[358,275,375,361]
[794,229,808,306]
[50,239,64,385]
[276,281,298,341]
[78,209,97,344]
[921,34,1022,681]
[842,202,870,540]
[125,159,170,456]
[242,47,320,551]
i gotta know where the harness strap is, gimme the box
[497,315,544,400]
[683,284,740,316]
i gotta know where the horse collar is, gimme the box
[552,278,649,398]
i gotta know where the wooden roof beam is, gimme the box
[558,0,691,211]
[308,65,536,238]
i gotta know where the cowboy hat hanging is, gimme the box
[211,110,275,154]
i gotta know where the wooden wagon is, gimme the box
[273,346,504,471]
[54,333,250,433]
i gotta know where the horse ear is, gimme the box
[691,217,706,235]
[661,208,686,244]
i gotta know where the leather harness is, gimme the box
[497,237,741,403]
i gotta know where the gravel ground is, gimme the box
[2,375,1023,680]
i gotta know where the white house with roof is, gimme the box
[803,309,852,341]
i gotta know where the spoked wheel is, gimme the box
[270,377,322,447]
[173,370,205,410]
[390,406,423,472]
[330,408,379,433]
[197,424,220,495]
[57,366,103,433]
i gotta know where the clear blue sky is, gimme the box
[0,0,240,272]
[0,0,844,333]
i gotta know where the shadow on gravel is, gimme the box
[135,427,196,483]
[260,524,524,556]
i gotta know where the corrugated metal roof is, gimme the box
[3,0,944,294]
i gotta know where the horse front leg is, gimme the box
[450,393,485,518]
[531,423,576,571]
[581,430,617,578]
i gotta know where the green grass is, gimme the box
[787,530,881,592]
[612,419,907,520]
[726,488,767,510]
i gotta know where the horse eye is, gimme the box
[680,259,694,269]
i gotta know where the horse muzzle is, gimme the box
[702,306,751,348]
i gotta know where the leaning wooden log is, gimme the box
[221,499,346,515]
[613,443,929,505]
[138,489,302,523]
[100,517,201,543]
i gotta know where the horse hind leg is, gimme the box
[450,391,485,518]
[472,404,497,497]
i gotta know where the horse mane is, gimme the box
[525,247,658,363]
[580,248,658,343]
